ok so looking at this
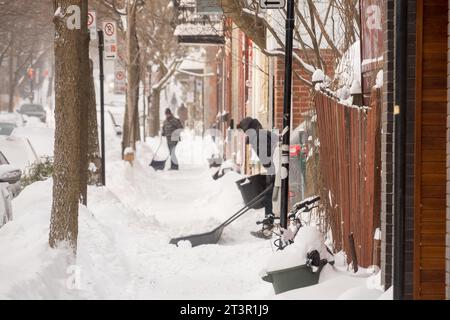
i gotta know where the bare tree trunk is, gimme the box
[220,0,266,50]
[49,0,88,253]
[148,88,160,137]
[122,0,140,155]
[47,59,54,110]
[134,94,140,142]
[87,59,102,185]
[122,102,130,159]
[7,42,15,112]
[78,0,89,206]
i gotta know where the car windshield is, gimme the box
[21,104,44,112]
[0,152,9,165]
[0,122,17,136]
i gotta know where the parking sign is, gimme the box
[88,11,97,40]
[103,21,117,60]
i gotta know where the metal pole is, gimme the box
[202,76,205,136]
[142,87,147,142]
[30,52,34,103]
[98,30,106,186]
[143,81,146,142]
[393,0,407,300]
[280,0,295,229]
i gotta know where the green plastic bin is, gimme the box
[262,264,324,295]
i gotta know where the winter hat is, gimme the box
[237,117,254,131]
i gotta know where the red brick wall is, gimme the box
[273,49,335,129]
[204,46,219,128]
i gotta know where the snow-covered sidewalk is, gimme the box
[0,118,388,299]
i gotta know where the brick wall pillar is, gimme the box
[446,0,450,301]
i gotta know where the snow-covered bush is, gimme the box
[20,157,54,189]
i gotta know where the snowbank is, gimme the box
[0,180,77,299]
[264,226,332,273]
[0,112,390,299]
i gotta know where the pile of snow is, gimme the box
[264,226,333,273]
[350,79,362,95]
[0,102,391,299]
[0,112,24,127]
[0,180,77,299]
[271,250,386,300]
[312,69,325,83]
[375,70,383,88]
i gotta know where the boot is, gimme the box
[250,214,275,239]
[250,226,273,239]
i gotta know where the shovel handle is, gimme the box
[222,184,274,228]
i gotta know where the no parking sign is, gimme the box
[114,62,126,95]
[116,71,125,81]
[103,21,117,60]
[88,10,97,40]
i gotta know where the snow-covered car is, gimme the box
[0,122,17,136]
[0,155,22,198]
[0,112,26,127]
[16,103,47,123]
[10,127,54,159]
[0,151,21,227]
[0,136,40,172]
[0,182,13,228]
[0,112,26,136]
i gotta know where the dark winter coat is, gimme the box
[238,117,278,175]
[163,115,184,144]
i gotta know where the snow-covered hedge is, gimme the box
[20,157,54,189]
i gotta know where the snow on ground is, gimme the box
[276,260,384,300]
[0,94,387,299]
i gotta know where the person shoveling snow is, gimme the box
[237,117,278,239]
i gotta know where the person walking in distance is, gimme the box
[177,103,188,127]
[163,108,184,170]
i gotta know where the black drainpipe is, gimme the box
[393,0,408,300]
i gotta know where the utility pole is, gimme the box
[280,0,295,230]
[98,30,106,186]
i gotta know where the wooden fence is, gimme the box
[314,88,382,267]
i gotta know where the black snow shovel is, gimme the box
[169,184,274,247]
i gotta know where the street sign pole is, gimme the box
[98,30,106,186]
[280,0,295,230]
[143,85,146,143]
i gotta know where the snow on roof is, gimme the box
[179,0,196,6]
[179,48,206,70]
[174,21,223,37]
